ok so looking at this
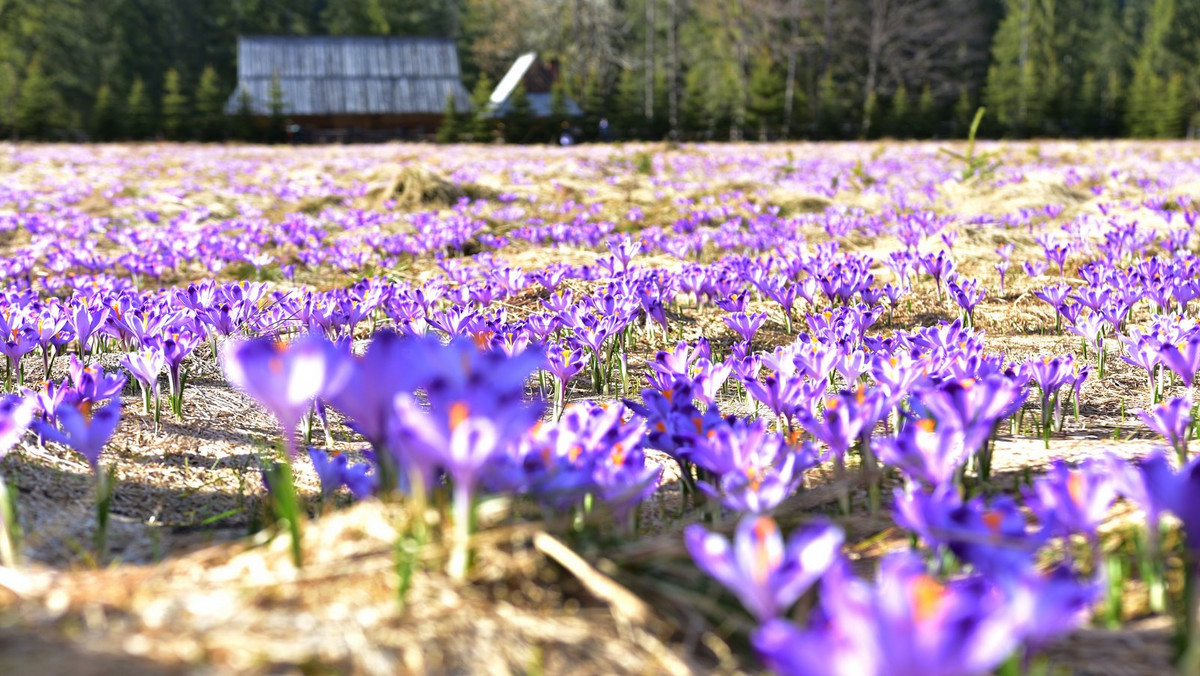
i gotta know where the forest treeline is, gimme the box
[0,0,1197,142]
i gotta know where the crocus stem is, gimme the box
[94,465,116,561]
[1181,555,1200,674]
[833,456,850,516]
[448,482,474,581]
[1139,524,1166,614]
[0,473,20,568]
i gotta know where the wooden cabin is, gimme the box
[225,35,470,142]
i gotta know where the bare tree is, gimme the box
[781,0,811,136]
[667,0,680,138]
[645,0,656,120]
[850,0,986,136]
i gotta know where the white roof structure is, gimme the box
[488,52,538,110]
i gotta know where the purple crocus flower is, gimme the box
[916,376,1026,455]
[1127,451,1200,552]
[67,302,107,355]
[798,387,887,460]
[307,448,375,500]
[309,447,349,497]
[1025,458,1116,538]
[1010,565,1101,650]
[38,399,122,470]
[1137,397,1192,461]
[326,329,424,451]
[876,418,968,488]
[545,342,586,413]
[0,326,36,384]
[753,554,1024,676]
[388,336,544,577]
[1023,259,1048,278]
[67,356,126,404]
[121,349,165,395]
[0,395,34,458]
[1104,450,1176,534]
[1158,334,1200,389]
[723,311,768,345]
[946,278,985,324]
[685,516,843,622]
[222,334,352,456]
[896,485,1045,578]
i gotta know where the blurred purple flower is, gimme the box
[685,516,843,622]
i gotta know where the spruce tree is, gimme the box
[1158,73,1186,138]
[1077,70,1100,136]
[1126,0,1176,138]
[15,59,61,139]
[1101,71,1123,137]
[235,88,256,141]
[0,63,20,138]
[986,0,1052,134]
[746,56,783,140]
[681,66,710,139]
[954,87,975,138]
[268,73,286,142]
[469,72,494,142]
[436,90,461,143]
[785,79,809,139]
[126,77,154,140]
[92,83,123,141]
[195,65,226,141]
[615,67,643,140]
[162,68,188,140]
[917,83,936,137]
[816,71,841,139]
[580,72,606,142]
[503,84,532,143]
[550,79,569,132]
[889,85,910,138]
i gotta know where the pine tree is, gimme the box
[235,88,256,142]
[503,84,533,143]
[986,0,1054,134]
[91,83,123,141]
[436,90,461,143]
[580,72,606,142]
[1158,72,1186,138]
[1126,0,1176,138]
[615,67,643,139]
[0,63,20,138]
[785,78,809,139]
[268,73,286,142]
[954,87,975,137]
[917,83,936,137]
[1077,70,1100,136]
[816,71,841,139]
[888,85,910,138]
[469,72,495,142]
[1101,70,1123,137]
[162,67,188,140]
[126,77,154,140]
[746,55,783,140]
[550,79,569,131]
[681,66,710,139]
[15,59,62,139]
[195,65,226,141]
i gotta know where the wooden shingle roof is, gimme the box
[225,36,470,116]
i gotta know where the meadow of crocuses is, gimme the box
[2,140,1200,674]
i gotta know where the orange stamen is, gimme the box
[912,575,946,623]
[449,402,470,432]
